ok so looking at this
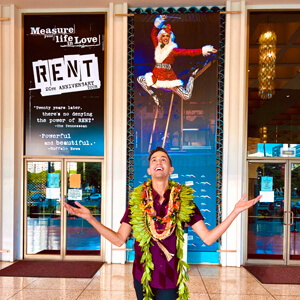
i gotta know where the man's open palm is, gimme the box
[234,193,262,214]
[63,201,92,220]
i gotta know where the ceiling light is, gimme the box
[258,30,277,99]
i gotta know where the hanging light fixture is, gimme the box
[259,126,268,143]
[258,30,277,99]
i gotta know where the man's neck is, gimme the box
[152,178,169,200]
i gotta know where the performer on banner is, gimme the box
[137,15,218,108]
[64,147,261,300]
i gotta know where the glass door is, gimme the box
[288,162,300,264]
[247,160,300,265]
[247,161,286,262]
[24,159,103,260]
[25,160,63,258]
[65,160,102,257]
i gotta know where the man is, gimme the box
[63,147,261,300]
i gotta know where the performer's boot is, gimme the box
[137,75,162,108]
[152,94,163,109]
[173,71,197,100]
[191,68,199,78]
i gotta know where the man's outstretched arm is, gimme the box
[192,194,262,245]
[63,201,132,247]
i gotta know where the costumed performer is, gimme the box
[137,15,218,108]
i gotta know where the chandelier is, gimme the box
[259,126,268,143]
[258,30,277,99]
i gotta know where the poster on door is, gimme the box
[260,176,274,202]
[24,14,105,156]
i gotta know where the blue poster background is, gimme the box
[133,13,221,263]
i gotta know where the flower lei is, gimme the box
[139,181,180,242]
[129,179,195,300]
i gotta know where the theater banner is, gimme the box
[133,13,221,258]
[24,14,105,156]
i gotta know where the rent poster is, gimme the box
[24,14,105,156]
[133,13,220,257]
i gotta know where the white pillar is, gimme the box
[110,2,128,264]
[0,4,22,262]
[221,0,247,267]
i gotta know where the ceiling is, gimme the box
[2,0,300,10]
[2,0,226,9]
[248,11,300,146]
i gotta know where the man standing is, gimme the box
[63,147,261,300]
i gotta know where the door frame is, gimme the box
[245,158,300,266]
[287,160,300,266]
[23,157,104,261]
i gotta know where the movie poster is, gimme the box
[24,14,105,156]
[133,13,220,258]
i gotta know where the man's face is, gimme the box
[147,151,174,179]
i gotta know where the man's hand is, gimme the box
[233,193,262,215]
[64,201,132,247]
[192,193,263,245]
[63,201,93,221]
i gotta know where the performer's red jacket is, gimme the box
[144,26,203,89]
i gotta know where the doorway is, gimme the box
[24,158,103,261]
[247,160,300,265]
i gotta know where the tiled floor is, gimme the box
[0,261,299,300]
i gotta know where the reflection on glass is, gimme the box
[247,162,285,260]
[290,163,300,260]
[248,143,300,158]
[26,161,61,254]
[247,11,300,158]
[66,162,101,255]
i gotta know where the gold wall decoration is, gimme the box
[258,30,277,99]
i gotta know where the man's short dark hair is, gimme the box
[148,147,172,167]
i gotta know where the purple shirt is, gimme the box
[120,187,204,289]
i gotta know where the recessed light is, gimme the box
[286,95,290,98]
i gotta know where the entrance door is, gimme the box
[247,160,300,265]
[288,162,300,263]
[24,159,103,260]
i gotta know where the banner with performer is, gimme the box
[24,14,105,156]
[133,13,221,260]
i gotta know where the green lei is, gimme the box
[129,179,195,300]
